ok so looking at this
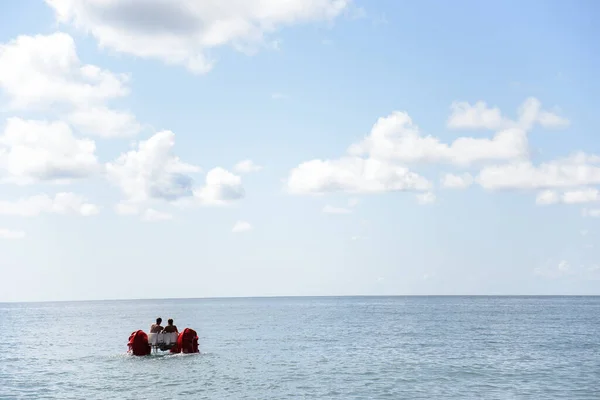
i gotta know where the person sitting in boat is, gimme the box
[163,318,178,334]
[150,317,164,333]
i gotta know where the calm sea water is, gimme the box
[0,296,598,399]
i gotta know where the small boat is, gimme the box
[127,328,200,356]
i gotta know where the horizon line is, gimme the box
[2,293,599,304]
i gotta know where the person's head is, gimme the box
[156,317,162,325]
[168,318,174,326]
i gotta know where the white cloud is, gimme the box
[0,32,128,110]
[441,173,473,189]
[79,203,99,216]
[416,191,436,205]
[538,111,570,129]
[478,152,600,190]
[271,93,288,100]
[287,99,572,200]
[562,189,600,204]
[322,205,352,214]
[46,0,351,74]
[517,97,569,130]
[534,188,600,206]
[558,260,570,272]
[67,106,142,138]
[286,157,431,195]
[582,208,600,218]
[0,228,26,239]
[0,193,99,217]
[0,32,141,139]
[142,208,172,221]
[106,130,201,203]
[348,111,528,167]
[286,102,537,196]
[0,118,99,185]
[232,220,252,233]
[447,97,569,131]
[108,130,245,207]
[447,101,505,131]
[233,159,262,174]
[193,167,245,205]
[536,190,559,205]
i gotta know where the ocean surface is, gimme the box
[0,296,598,399]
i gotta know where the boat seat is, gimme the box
[147,332,178,346]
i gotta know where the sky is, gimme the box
[0,0,599,302]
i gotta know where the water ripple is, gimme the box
[0,296,599,399]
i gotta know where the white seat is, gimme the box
[147,332,178,347]
[163,332,178,345]
[148,333,158,345]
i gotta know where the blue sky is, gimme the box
[0,0,598,302]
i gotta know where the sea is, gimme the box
[0,296,598,399]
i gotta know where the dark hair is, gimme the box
[156,317,162,324]
[168,318,173,325]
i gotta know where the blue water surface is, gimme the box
[0,296,598,399]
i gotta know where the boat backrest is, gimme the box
[147,332,178,346]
